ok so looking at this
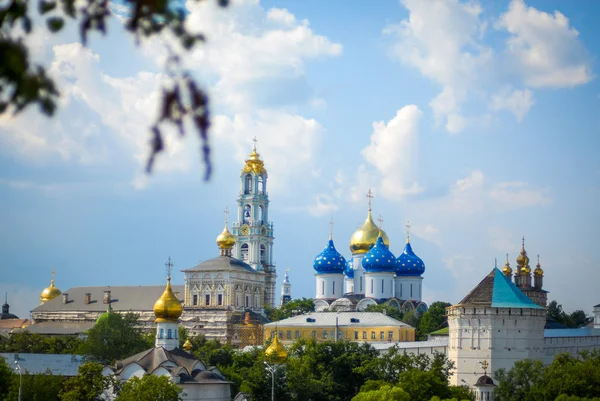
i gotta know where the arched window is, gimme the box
[244,174,252,194]
[159,328,164,339]
[260,244,266,264]
[241,243,249,262]
[258,205,264,224]
[244,204,251,223]
[258,175,264,193]
[167,329,172,339]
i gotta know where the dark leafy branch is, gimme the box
[0,0,228,178]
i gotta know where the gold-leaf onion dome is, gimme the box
[349,210,390,254]
[265,335,287,363]
[153,279,183,323]
[40,279,62,304]
[534,261,544,276]
[216,225,236,249]
[502,259,512,276]
[242,148,267,176]
[182,339,193,351]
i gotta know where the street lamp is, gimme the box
[14,360,22,401]
[264,361,275,401]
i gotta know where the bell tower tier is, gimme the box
[231,141,277,308]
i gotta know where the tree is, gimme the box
[397,369,451,401]
[1,0,228,177]
[494,359,547,401]
[0,357,14,399]
[419,302,451,340]
[364,304,404,321]
[79,312,151,364]
[116,375,182,401]
[0,331,82,354]
[265,298,315,322]
[352,384,411,401]
[59,362,115,401]
[546,301,593,328]
[4,369,65,401]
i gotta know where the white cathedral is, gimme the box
[311,192,428,315]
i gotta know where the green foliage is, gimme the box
[187,334,235,368]
[78,312,151,364]
[265,298,315,322]
[401,310,421,332]
[554,396,600,401]
[59,362,114,401]
[0,0,229,177]
[0,357,15,398]
[364,304,404,321]
[4,369,65,401]
[547,300,593,328]
[0,331,83,354]
[115,375,182,401]
[419,302,451,340]
[352,384,411,401]
[397,369,451,401]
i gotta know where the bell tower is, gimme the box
[232,139,277,308]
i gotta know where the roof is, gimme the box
[475,375,495,387]
[20,321,95,335]
[428,327,449,336]
[117,346,200,374]
[1,353,84,376]
[31,285,184,313]
[182,256,258,274]
[456,268,543,309]
[544,328,600,338]
[264,312,413,328]
[0,319,28,331]
[594,304,600,308]
[371,339,449,351]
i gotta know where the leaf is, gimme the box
[38,0,57,14]
[46,16,64,32]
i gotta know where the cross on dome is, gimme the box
[480,360,489,376]
[51,269,56,281]
[366,189,373,211]
[329,217,334,239]
[377,215,384,229]
[224,207,229,225]
[405,221,411,242]
[252,136,258,151]
[165,257,174,280]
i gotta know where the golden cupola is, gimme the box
[502,254,512,277]
[242,143,267,176]
[350,209,390,254]
[534,255,544,276]
[40,271,62,304]
[182,338,193,351]
[516,237,531,274]
[216,224,236,250]
[153,277,183,323]
[265,334,287,363]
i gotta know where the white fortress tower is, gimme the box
[231,141,277,308]
[447,267,546,387]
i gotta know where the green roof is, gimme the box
[428,327,449,336]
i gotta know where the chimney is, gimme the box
[84,293,91,304]
[103,290,111,304]
[62,293,69,304]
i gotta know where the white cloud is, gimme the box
[489,181,552,208]
[496,0,593,88]
[385,0,592,131]
[490,87,534,121]
[307,194,340,217]
[443,254,475,279]
[362,105,424,199]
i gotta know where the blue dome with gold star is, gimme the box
[313,238,346,274]
[362,235,397,273]
[345,258,354,279]
[396,241,425,276]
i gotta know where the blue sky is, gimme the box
[1,0,599,318]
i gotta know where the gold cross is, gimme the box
[366,189,373,210]
[329,217,334,238]
[377,215,384,229]
[480,360,489,376]
[224,207,229,225]
[252,136,258,150]
[165,257,174,279]
[405,221,411,242]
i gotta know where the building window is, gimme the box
[332,281,335,295]
[286,330,291,339]
[159,328,164,339]
[323,331,328,339]
[218,294,223,306]
[279,331,283,339]
[360,276,362,292]
[167,329,172,339]
[295,330,300,339]
[321,281,324,296]
[312,331,317,338]
[354,331,359,340]
[244,175,252,194]
[371,331,376,340]
[241,243,249,262]
[330,331,335,340]
[245,295,250,308]
[362,331,367,339]
[411,284,413,298]
[388,331,394,341]
[192,294,198,305]
[381,279,384,293]
[205,294,211,306]
[400,284,402,297]
[380,331,384,340]
[370,279,373,294]
[260,244,266,264]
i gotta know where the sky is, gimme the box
[1,0,599,319]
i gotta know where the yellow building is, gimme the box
[264,312,415,345]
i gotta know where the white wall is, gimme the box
[394,276,423,301]
[353,254,366,295]
[364,272,395,299]
[315,274,344,300]
[180,382,231,401]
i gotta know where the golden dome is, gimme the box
[242,147,267,176]
[265,334,287,363]
[534,256,544,276]
[40,273,61,304]
[216,224,236,249]
[182,338,193,351]
[153,278,183,323]
[516,237,529,267]
[349,210,390,254]
[502,255,512,276]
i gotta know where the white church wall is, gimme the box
[364,272,395,299]
[315,274,344,300]
[180,383,231,401]
[394,276,423,301]
[353,254,366,295]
